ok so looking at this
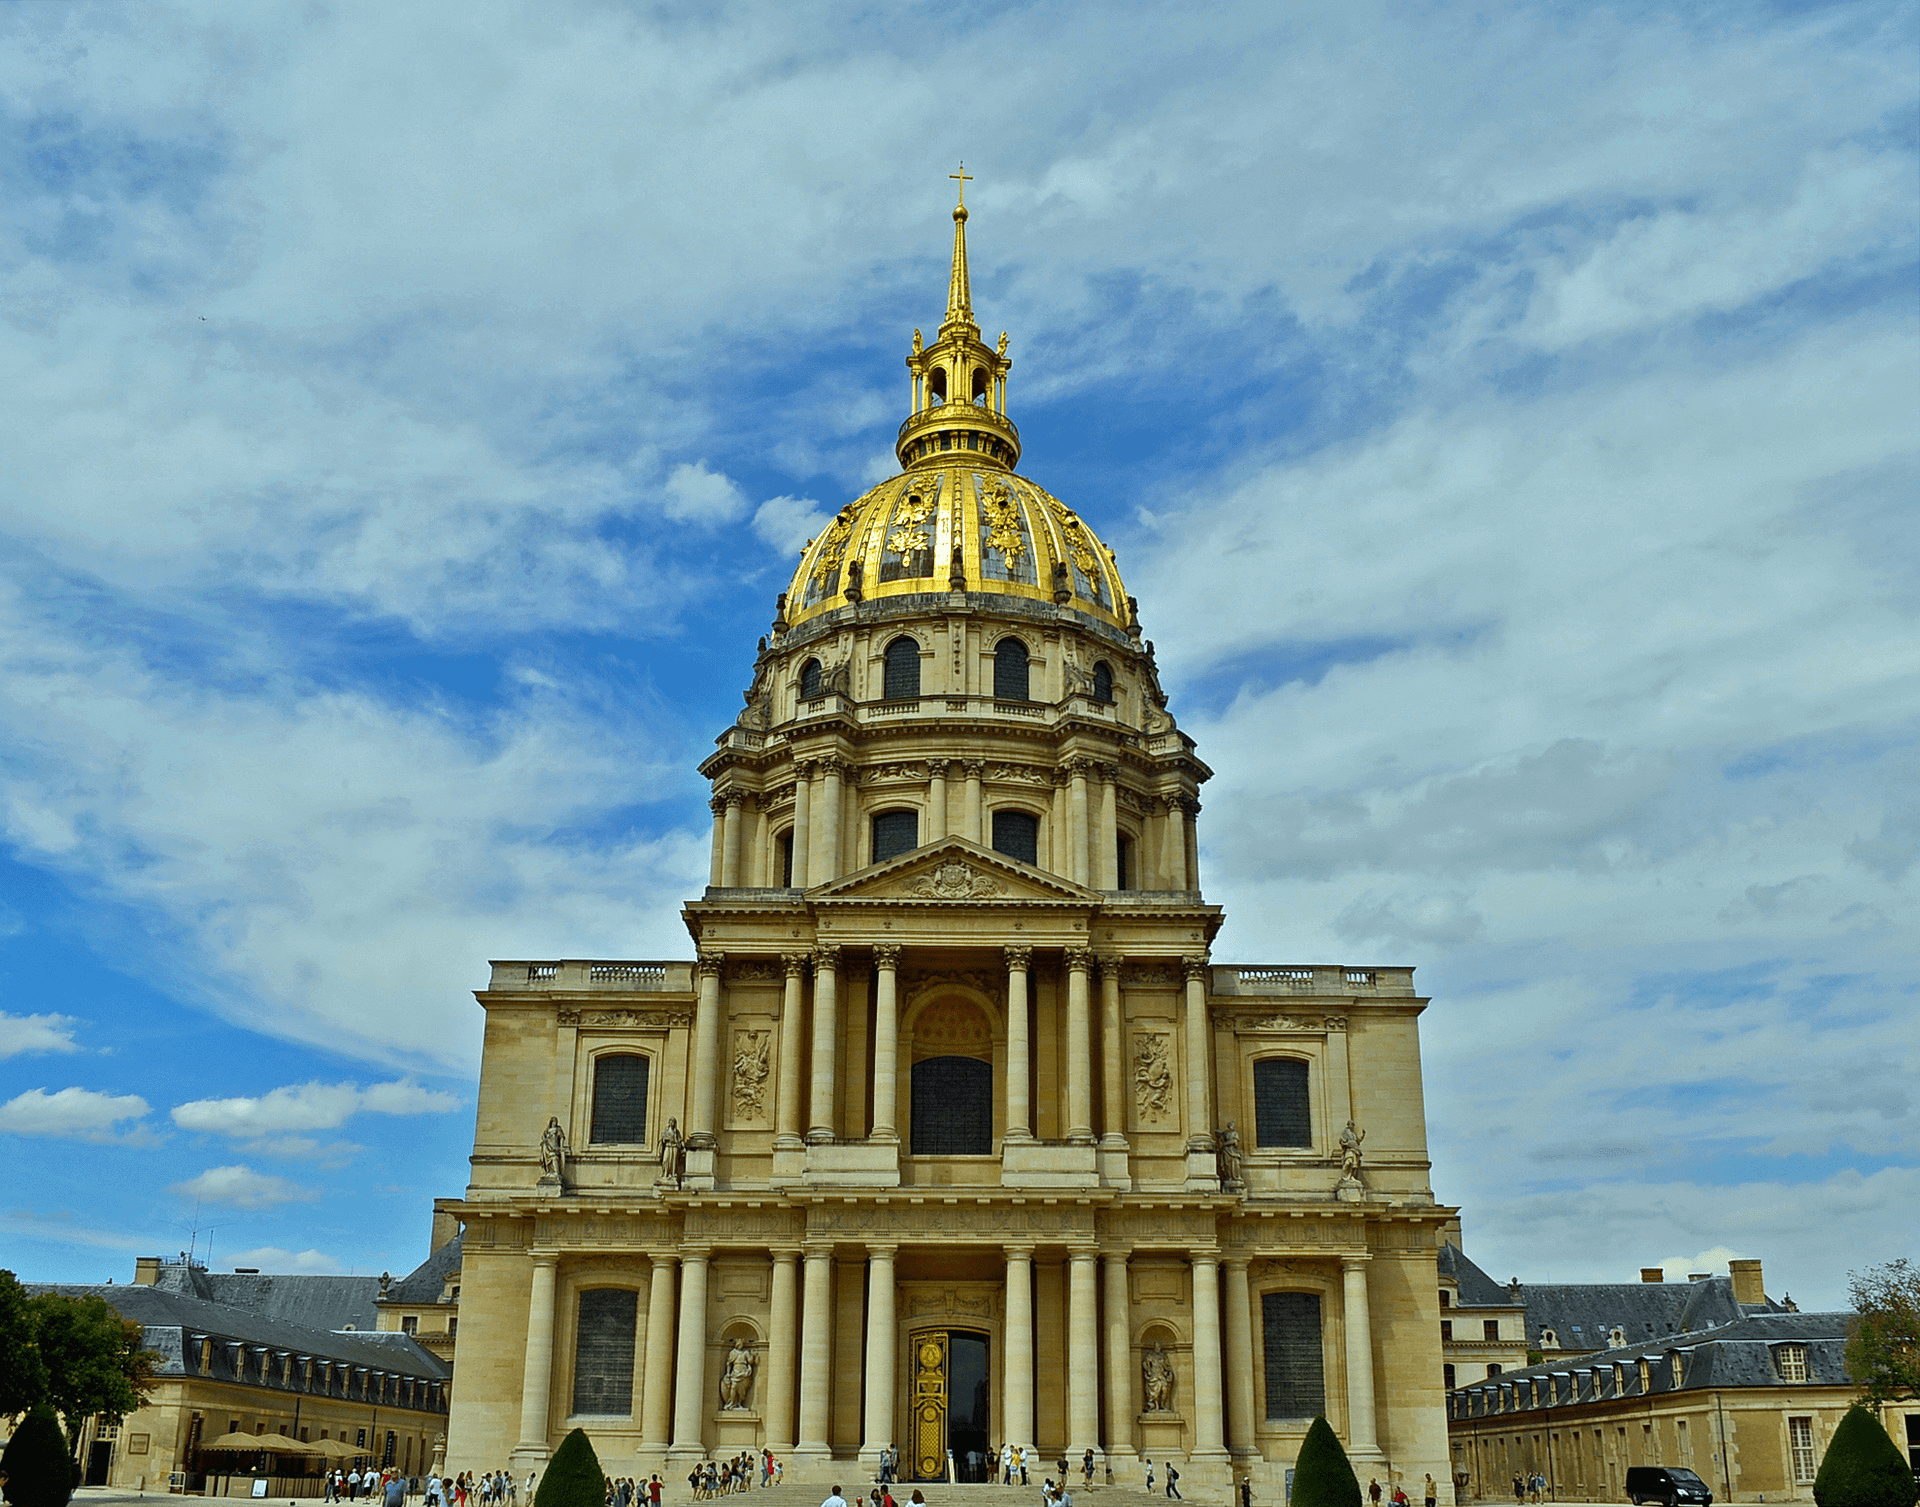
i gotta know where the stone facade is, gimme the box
[439,195,1455,1499]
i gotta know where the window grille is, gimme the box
[1261,1292,1325,1419]
[1788,1417,1815,1483]
[994,637,1030,701]
[882,637,921,699]
[1092,661,1114,702]
[910,1056,993,1154]
[571,1290,637,1416]
[1775,1344,1807,1382]
[800,658,823,699]
[1252,1058,1312,1147]
[872,809,919,863]
[991,809,1039,865]
[589,1055,649,1144]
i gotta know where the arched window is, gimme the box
[1092,661,1114,702]
[993,637,1030,701]
[1252,1058,1311,1147]
[883,637,921,699]
[991,809,1039,866]
[1262,1291,1325,1419]
[971,367,990,406]
[911,1055,993,1154]
[589,1054,649,1144]
[928,368,948,405]
[571,1289,638,1416]
[779,831,794,887]
[799,658,822,699]
[871,809,919,864]
[1115,833,1132,890]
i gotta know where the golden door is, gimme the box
[910,1331,949,1480]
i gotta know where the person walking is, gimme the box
[819,1487,848,1507]
[1164,1463,1181,1501]
[1240,1480,1255,1507]
[387,1474,409,1507]
[1144,1461,1154,1495]
[1368,1481,1382,1507]
[1082,1451,1095,1489]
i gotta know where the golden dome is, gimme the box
[779,178,1132,634]
[781,463,1132,631]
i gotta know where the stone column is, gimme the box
[721,792,745,886]
[765,1249,800,1452]
[1223,1258,1256,1458]
[670,1247,711,1456]
[774,954,808,1148]
[1098,956,1127,1149]
[1159,795,1184,889]
[927,760,948,842]
[750,798,770,886]
[1342,1255,1381,1458]
[511,1256,558,1463]
[861,1245,898,1465]
[1003,1245,1035,1455]
[1097,768,1119,889]
[964,760,985,843]
[1003,946,1033,1141]
[1064,948,1094,1144]
[796,1244,834,1461]
[789,764,812,888]
[1183,799,1201,890]
[820,758,845,880]
[1068,760,1091,885]
[640,1255,679,1451]
[1068,1247,1100,1454]
[1102,1251,1135,1465]
[1190,1254,1228,1462]
[806,946,840,1143]
[688,951,724,1148]
[1183,955,1213,1151]
[708,797,727,887]
[871,945,901,1142]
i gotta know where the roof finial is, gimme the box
[945,163,975,331]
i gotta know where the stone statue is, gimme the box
[718,1337,757,1410]
[950,542,966,588]
[1338,1119,1366,1184]
[912,328,923,355]
[657,1118,684,1189]
[997,330,1008,358]
[1141,1342,1175,1412]
[538,1116,567,1185]
[844,557,865,601]
[1216,1122,1244,1189]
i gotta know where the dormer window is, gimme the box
[1539,1327,1558,1349]
[1774,1344,1807,1382]
[1670,1353,1685,1388]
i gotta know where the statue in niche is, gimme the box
[718,1337,757,1410]
[538,1116,567,1185]
[657,1118,684,1189]
[1142,1342,1175,1412]
[1215,1121,1244,1189]
[1338,1119,1366,1187]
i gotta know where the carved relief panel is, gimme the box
[723,1016,777,1131]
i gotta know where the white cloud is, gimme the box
[170,1164,318,1211]
[0,1086,151,1142]
[661,461,747,525]
[223,1246,346,1274]
[752,495,833,557]
[173,1078,458,1136]
[0,1012,82,1058]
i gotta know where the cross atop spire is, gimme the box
[944,163,975,333]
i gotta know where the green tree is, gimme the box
[1848,1258,1920,1406]
[1292,1415,1363,1507]
[26,1291,158,1432]
[532,1429,606,1507]
[0,1270,49,1419]
[0,1405,79,1507]
[1812,1403,1919,1507]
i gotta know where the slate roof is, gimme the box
[30,1282,450,1382]
[1451,1310,1853,1416]
[1439,1244,1523,1308]
[149,1262,385,1332]
[382,1236,462,1304]
[1509,1273,1782,1352]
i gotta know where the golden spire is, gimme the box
[944,164,975,334]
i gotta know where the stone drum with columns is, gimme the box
[440,185,1453,1499]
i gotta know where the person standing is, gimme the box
[1424,1475,1437,1507]
[387,1473,409,1507]
[1368,1481,1381,1507]
[820,1486,848,1507]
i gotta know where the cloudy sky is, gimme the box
[1,2,1914,1310]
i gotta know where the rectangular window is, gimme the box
[1441,1320,1453,1341]
[1776,1344,1808,1382]
[571,1289,638,1416]
[1252,1058,1312,1147]
[1444,1364,1456,1390]
[1788,1417,1816,1483]
[1261,1291,1326,1419]
[1439,1290,1451,1307]
[401,1316,417,1336]
[589,1054,649,1144]
[1485,1319,1501,1341]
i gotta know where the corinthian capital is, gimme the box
[1063,947,1095,973]
[781,951,810,979]
[695,949,726,980]
[872,943,903,971]
[1183,954,1211,983]
[1003,945,1034,972]
[812,943,842,972]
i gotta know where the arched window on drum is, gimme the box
[994,637,1030,701]
[991,809,1039,866]
[1091,661,1114,703]
[799,657,823,700]
[883,637,921,700]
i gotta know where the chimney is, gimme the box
[1688,1272,1711,1283]
[134,1256,162,1286]
[430,1208,460,1253]
[1640,1268,1664,1283]
[1729,1259,1765,1305]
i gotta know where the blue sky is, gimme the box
[1,1,1914,1310]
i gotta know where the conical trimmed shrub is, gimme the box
[532,1429,606,1507]
[0,1406,78,1507]
[1293,1415,1362,1507]
[1813,1405,1919,1507]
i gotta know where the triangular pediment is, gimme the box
[809,836,1099,904]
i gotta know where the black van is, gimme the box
[1626,1467,1712,1506]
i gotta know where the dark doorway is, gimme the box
[86,1441,113,1486]
[948,1330,991,1480]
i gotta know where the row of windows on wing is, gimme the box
[799,637,1114,704]
[568,1285,1330,1423]
[584,1050,1316,1156]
